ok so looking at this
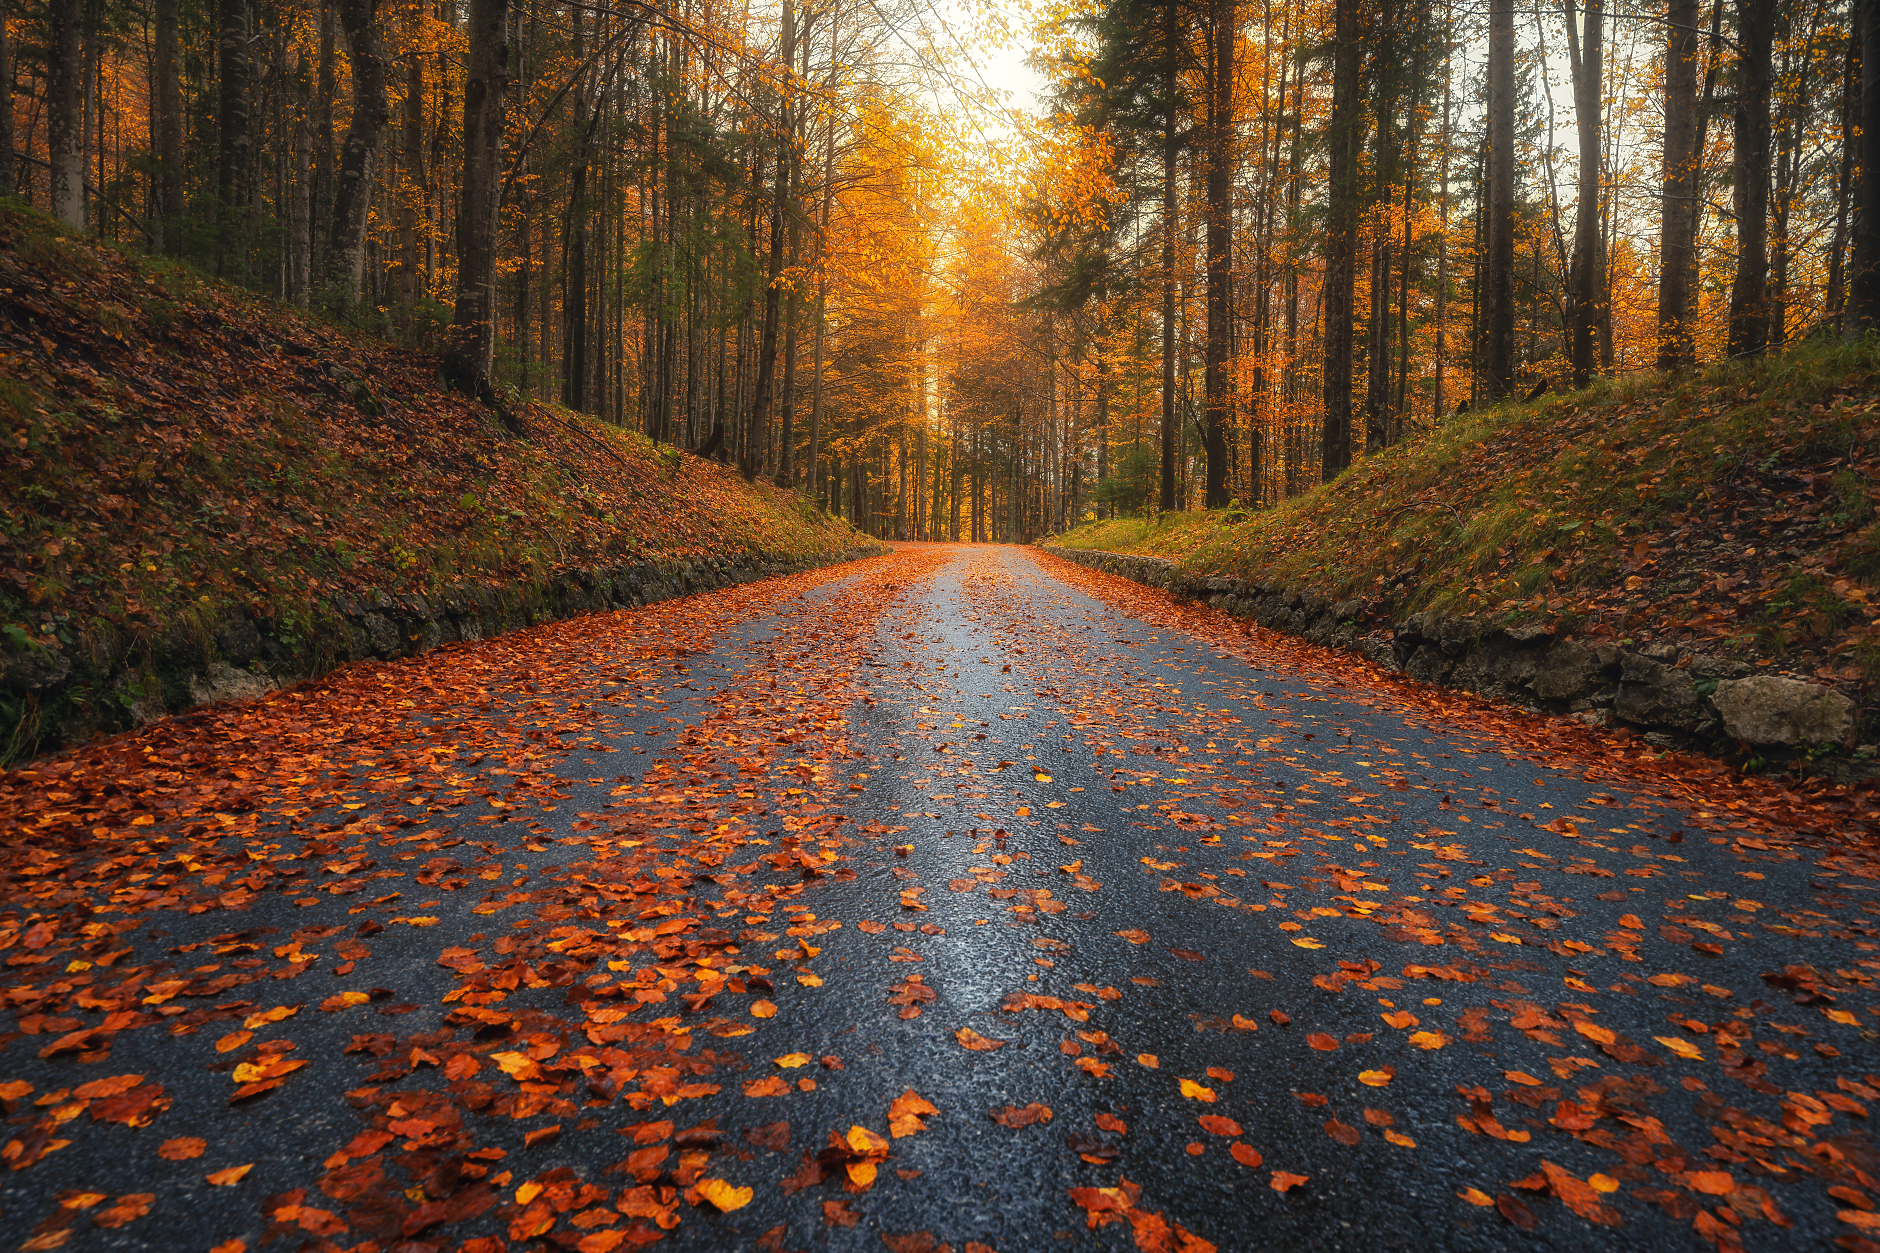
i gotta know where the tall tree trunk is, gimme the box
[747,0,794,481]
[1159,0,1179,511]
[805,29,837,499]
[217,0,251,267]
[1202,0,1233,508]
[152,0,182,246]
[0,0,12,199]
[1563,0,1603,387]
[1658,0,1698,368]
[561,6,591,411]
[1434,0,1451,417]
[1364,1,1398,453]
[1850,0,1880,332]
[1480,0,1516,399]
[327,0,387,304]
[1727,0,1772,357]
[1827,7,1859,325]
[47,2,85,228]
[1321,0,1363,478]
[397,20,426,324]
[443,0,509,400]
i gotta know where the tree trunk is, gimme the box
[1657,0,1698,368]
[1850,0,1880,332]
[1321,0,1363,478]
[0,0,12,199]
[217,0,250,262]
[151,0,182,246]
[1480,0,1516,399]
[442,0,509,400]
[805,36,837,498]
[397,23,426,323]
[326,0,387,303]
[747,0,794,481]
[1827,7,1859,325]
[1159,0,1179,511]
[1727,0,1772,357]
[1563,0,1603,387]
[1202,0,1233,508]
[47,1,85,228]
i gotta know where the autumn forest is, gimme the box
[18,0,1880,537]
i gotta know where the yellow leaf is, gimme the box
[1407,1031,1448,1050]
[1458,1188,1495,1207]
[1588,1174,1620,1193]
[1178,1079,1216,1102]
[774,1053,812,1068]
[693,1178,752,1212]
[243,1005,298,1029]
[1358,1070,1393,1087]
[846,1125,889,1155]
[750,1000,777,1018]
[1291,937,1325,949]
[846,1159,877,1188]
[1825,1008,1861,1026]
[1654,1035,1703,1059]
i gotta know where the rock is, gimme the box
[188,662,277,707]
[1711,675,1857,746]
[359,612,400,657]
[0,644,71,694]
[1530,640,1601,701]
[1505,621,1553,644]
[1614,653,1702,730]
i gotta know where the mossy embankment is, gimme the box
[0,204,876,760]
[1055,343,1880,686]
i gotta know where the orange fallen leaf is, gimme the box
[1137,1053,1160,1068]
[206,1164,253,1186]
[1198,1115,1242,1136]
[158,1138,206,1161]
[1683,1171,1735,1196]
[694,1178,752,1212]
[1572,1020,1617,1046]
[1358,1069,1394,1087]
[216,1031,253,1054]
[1114,929,1150,944]
[955,1027,1006,1051]
[1407,1031,1449,1050]
[1306,1033,1339,1051]
[1383,1129,1417,1148]
[1271,1172,1309,1192]
[750,1000,777,1018]
[1229,1143,1263,1168]
[1178,1079,1216,1102]
[1459,1188,1495,1207]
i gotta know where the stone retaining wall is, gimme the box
[1041,542,1871,780]
[2,545,883,758]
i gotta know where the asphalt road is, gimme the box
[1,543,1876,1253]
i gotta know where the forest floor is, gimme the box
[0,203,866,755]
[0,543,1877,1252]
[1054,344,1880,693]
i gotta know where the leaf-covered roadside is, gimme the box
[0,205,868,712]
[1054,341,1880,688]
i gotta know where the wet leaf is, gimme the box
[1271,1172,1309,1192]
[693,1178,752,1212]
[1229,1143,1263,1168]
[206,1164,252,1186]
[955,1027,1006,1051]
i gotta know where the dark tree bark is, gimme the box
[217,0,251,257]
[1158,0,1179,511]
[0,0,15,198]
[326,0,388,303]
[1563,0,1603,387]
[152,0,182,246]
[47,1,85,228]
[1658,0,1698,368]
[1320,0,1363,478]
[1727,0,1773,357]
[1851,0,1880,333]
[1479,0,1515,399]
[442,0,510,401]
[1202,0,1233,508]
[1827,5,1859,324]
[747,0,795,481]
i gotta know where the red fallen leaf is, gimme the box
[955,1027,1006,1051]
[1095,1113,1127,1134]
[1230,1144,1263,1168]
[1269,1010,1291,1026]
[1362,1109,1394,1127]
[319,1159,385,1201]
[621,1120,673,1145]
[91,1194,156,1228]
[1540,1161,1622,1226]
[780,1152,831,1195]
[1325,1120,1360,1146]
[1271,1172,1309,1193]
[887,976,936,1019]
[524,1125,560,1148]
[1297,1093,1329,1107]
[822,1199,860,1227]
[990,1103,1053,1128]
[1198,1115,1243,1136]
[745,1121,790,1151]
[72,1074,142,1100]
[1306,1033,1339,1051]
[881,1233,944,1253]
[1497,1193,1539,1231]
[859,919,886,933]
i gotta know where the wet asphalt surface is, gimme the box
[2,543,1878,1253]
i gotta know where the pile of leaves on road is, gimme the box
[1056,339,1880,689]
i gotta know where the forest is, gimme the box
[16,0,1879,540]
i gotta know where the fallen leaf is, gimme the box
[1178,1079,1216,1102]
[989,1104,1052,1128]
[750,1000,777,1018]
[1459,1188,1494,1206]
[1358,1069,1394,1087]
[158,1138,206,1161]
[1325,1120,1360,1146]
[1114,929,1150,944]
[1229,1143,1263,1168]
[694,1178,752,1212]
[206,1165,253,1186]
[1271,1172,1309,1192]
[1198,1115,1242,1136]
[1306,1033,1339,1052]
[955,1027,1006,1051]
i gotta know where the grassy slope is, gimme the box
[0,205,871,741]
[1054,342,1880,684]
